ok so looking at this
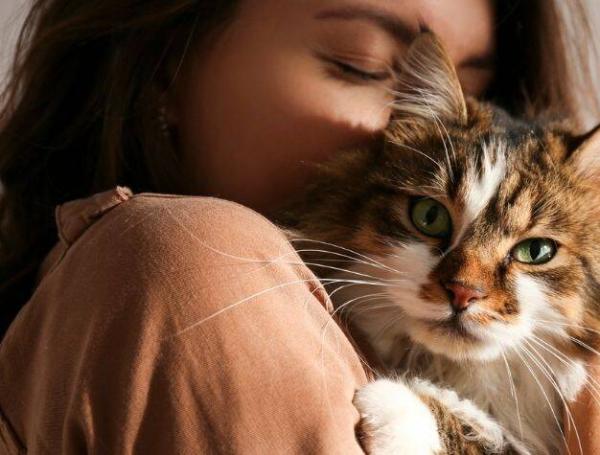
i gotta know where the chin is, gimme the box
[407,318,505,362]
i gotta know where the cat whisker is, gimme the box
[532,319,600,337]
[392,141,445,174]
[291,249,407,275]
[387,184,446,199]
[288,238,402,275]
[317,293,387,379]
[522,341,583,455]
[171,276,400,338]
[325,292,389,332]
[500,349,524,439]
[247,246,410,284]
[326,282,386,309]
[377,178,439,192]
[532,318,600,359]
[425,102,455,183]
[528,334,592,370]
[528,335,583,367]
[371,312,406,348]
[281,259,410,284]
[569,336,600,359]
[536,324,600,372]
[575,374,600,415]
[291,247,406,274]
[344,301,399,327]
[337,296,392,325]
[528,335,600,409]
[166,211,404,287]
[514,345,571,455]
[346,299,395,316]
[170,277,324,338]
[323,278,411,290]
[167,207,328,270]
[329,291,388,310]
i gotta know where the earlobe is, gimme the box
[391,32,468,126]
[567,124,600,181]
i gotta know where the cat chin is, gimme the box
[407,319,505,362]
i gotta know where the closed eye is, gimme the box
[331,59,391,82]
[318,52,392,83]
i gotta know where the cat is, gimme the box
[277,33,600,455]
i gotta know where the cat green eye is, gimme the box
[512,238,557,265]
[410,198,452,238]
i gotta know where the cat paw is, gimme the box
[353,379,442,455]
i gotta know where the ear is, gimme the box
[392,32,468,126]
[567,124,600,182]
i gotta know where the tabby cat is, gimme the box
[278,33,600,454]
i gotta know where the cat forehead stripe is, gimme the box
[447,138,507,251]
[463,139,507,224]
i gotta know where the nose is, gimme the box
[444,281,487,313]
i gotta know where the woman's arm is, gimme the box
[566,360,600,454]
[0,191,368,454]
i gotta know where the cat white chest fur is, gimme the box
[329,237,591,454]
[285,30,600,455]
[357,316,588,455]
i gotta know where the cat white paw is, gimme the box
[353,379,442,455]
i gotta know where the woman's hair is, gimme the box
[0,0,239,336]
[0,0,598,336]
[492,1,600,124]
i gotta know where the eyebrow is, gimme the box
[314,5,419,45]
[315,6,495,71]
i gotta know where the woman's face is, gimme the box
[173,0,495,213]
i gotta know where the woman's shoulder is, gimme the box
[21,188,299,335]
[42,188,292,288]
[20,187,306,340]
[78,188,270,235]
[113,191,281,238]
[56,188,284,261]
[107,191,286,262]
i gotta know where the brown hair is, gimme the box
[0,0,239,336]
[0,0,598,336]
[492,0,600,124]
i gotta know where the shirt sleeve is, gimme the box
[0,194,368,454]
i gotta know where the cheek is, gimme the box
[232,65,393,164]
[387,242,439,287]
[530,272,587,323]
[175,45,392,212]
[383,242,451,320]
[514,273,559,322]
[515,254,587,320]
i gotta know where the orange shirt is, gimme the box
[0,187,368,454]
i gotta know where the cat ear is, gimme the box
[567,124,600,181]
[392,32,468,126]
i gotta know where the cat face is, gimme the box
[377,116,600,362]
[284,33,600,364]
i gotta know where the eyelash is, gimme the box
[332,60,391,82]
[316,51,392,83]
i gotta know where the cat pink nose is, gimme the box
[444,282,487,313]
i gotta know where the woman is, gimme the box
[0,0,599,453]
